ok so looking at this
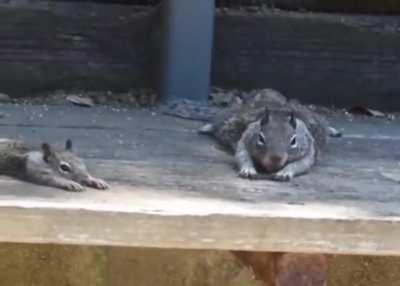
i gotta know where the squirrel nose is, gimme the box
[270,155,283,165]
[261,155,286,173]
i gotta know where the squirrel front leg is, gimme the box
[271,142,316,182]
[82,175,109,190]
[27,171,85,192]
[235,135,258,179]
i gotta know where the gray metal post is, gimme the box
[159,0,215,102]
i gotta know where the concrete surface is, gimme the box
[0,103,398,255]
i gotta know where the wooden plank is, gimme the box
[0,192,400,256]
[0,105,399,254]
[2,2,400,110]
[0,1,155,95]
[213,12,400,110]
[271,0,400,14]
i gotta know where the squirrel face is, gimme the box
[249,109,300,173]
[41,139,92,183]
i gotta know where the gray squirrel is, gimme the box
[0,138,109,191]
[199,89,335,181]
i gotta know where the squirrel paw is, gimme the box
[84,176,109,190]
[238,167,258,179]
[63,181,85,192]
[270,170,294,182]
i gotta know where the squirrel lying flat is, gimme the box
[0,138,109,191]
[199,89,332,181]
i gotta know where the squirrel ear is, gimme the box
[260,107,270,125]
[289,112,297,128]
[41,143,53,162]
[65,139,73,151]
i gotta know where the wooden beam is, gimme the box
[0,106,398,255]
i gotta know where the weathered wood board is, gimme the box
[0,1,155,95]
[0,104,398,255]
[1,1,400,109]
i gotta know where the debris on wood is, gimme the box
[66,95,94,107]
[94,94,108,105]
[380,169,400,183]
[387,113,396,121]
[328,126,343,138]
[210,88,240,107]
[348,106,385,117]
[162,99,219,121]
[0,93,11,103]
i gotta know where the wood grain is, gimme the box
[0,104,398,254]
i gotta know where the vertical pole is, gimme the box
[159,0,215,102]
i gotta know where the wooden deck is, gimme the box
[0,103,399,255]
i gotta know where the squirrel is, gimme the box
[199,88,335,181]
[0,138,109,192]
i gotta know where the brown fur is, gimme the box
[0,139,108,191]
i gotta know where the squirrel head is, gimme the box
[41,139,91,183]
[249,108,302,173]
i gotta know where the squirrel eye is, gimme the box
[290,135,297,148]
[257,133,266,146]
[59,162,71,173]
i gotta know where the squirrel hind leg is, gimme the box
[198,123,214,134]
